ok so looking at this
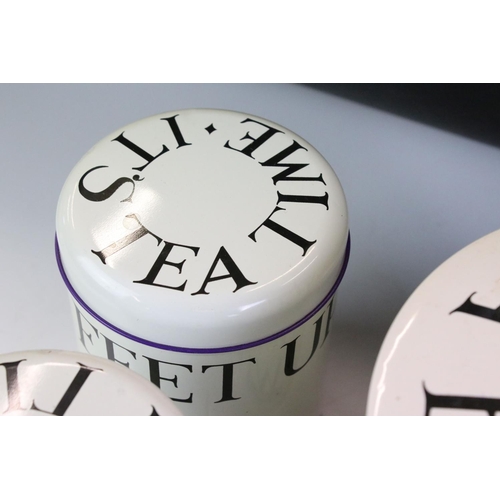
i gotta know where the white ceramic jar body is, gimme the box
[68,291,339,415]
[56,109,349,415]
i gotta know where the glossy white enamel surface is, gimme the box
[56,109,348,349]
[71,293,337,415]
[0,350,182,416]
[367,229,500,416]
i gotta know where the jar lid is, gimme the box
[0,350,182,415]
[56,109,349,350]
[367,229,500,416]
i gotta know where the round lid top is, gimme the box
[367,229,500,416]
[56,109,349,350]
[0,350,182,416]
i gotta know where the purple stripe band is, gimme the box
[55,234,350,354]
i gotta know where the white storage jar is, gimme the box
[56,109,349,415]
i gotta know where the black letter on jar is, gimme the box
[113,114,191,172]
[99,334,137,369]
[277,192,329,210]
[249,206,316,257]
[144,357,194,404]
[423,383,500,416]
[0,359,26,414]
[74,305,99,352]
[224,118,283,159]
[201,358,256,403]
[1,359,102,416]
[192,246,256,295]
[78,165,142,203]
[32,363,102,416]
[92,214,162,265]
[282,313,324,376]
[451,293,500,324]
[135,241,200,292]
[260,140,325,185]
[320,299,335,348]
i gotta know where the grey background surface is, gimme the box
[1,83,500,415]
